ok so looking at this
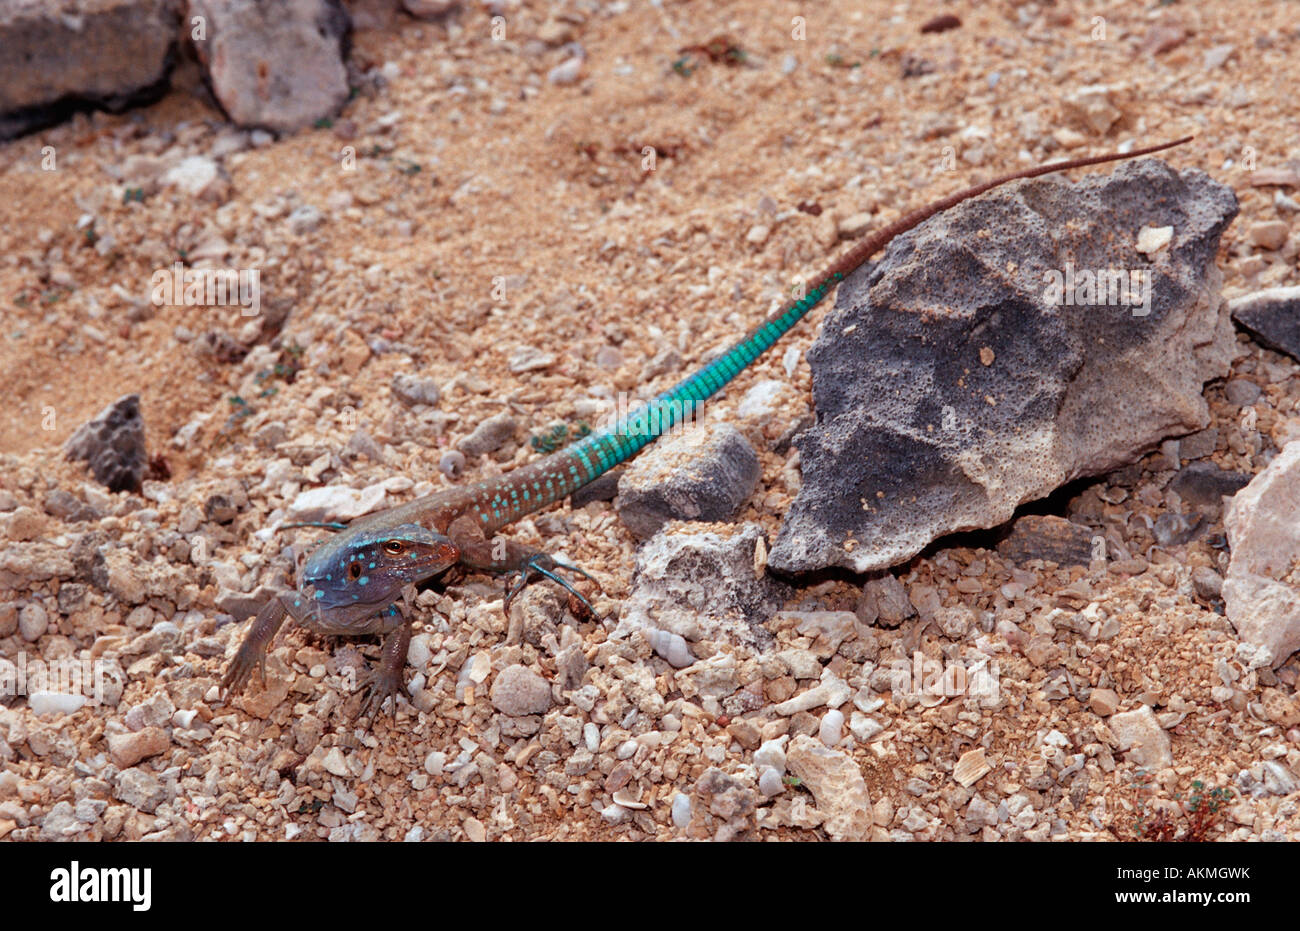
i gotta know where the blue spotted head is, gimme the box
[296,523,459,631]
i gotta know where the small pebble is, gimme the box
[1225,379,1261,406]
[18,603,48,642]
[819,708,844,746]
[439,450,466,479]
[548,57,584,85]
[758,767,785,797]
[1248,220,1290,251]
[28,692,87,716]
[671,792,692,828]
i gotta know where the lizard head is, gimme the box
[299,523,459,617]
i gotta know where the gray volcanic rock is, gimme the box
[64,394,148,494]
[770,158,1238,574]
[1231,287,1300,361]
[190,0,350,132]
[0,0,181,141]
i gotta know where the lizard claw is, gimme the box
[221,642,260,698]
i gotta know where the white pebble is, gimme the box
[407,634,434,669]
[322,747,350,777]
[671,792,692,828]
[548,57,584,85]
[28,691,86,715]
[617,739,638,760]
[18,603,48,642]
[753,737,788,776]
[172,709,198,728]
[404,826,425,842]
[600,803,630,824]
[758,767,785,797]
[819,708,845,746]
[1135,225,1173,254]
[583,722,600,752]
[424,751,446,776]
[643,628,695,668]
[849,711,884,743]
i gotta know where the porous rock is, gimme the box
[64,394,149,493]
[1108,705,1172,768]
[771,159,1238,573]
[619,523,787,650]
[489,664,552,716]
[785,734,874,841]
[1230,286,1300,361]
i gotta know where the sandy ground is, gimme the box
[0,0,1298,841]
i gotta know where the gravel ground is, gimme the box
[1,0,1299,841]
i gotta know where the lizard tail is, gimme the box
[486,135,1195,519]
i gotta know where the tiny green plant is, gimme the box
[1116,772,1234,842]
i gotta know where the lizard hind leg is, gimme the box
[504,553,603,620]
[447,515,603,621]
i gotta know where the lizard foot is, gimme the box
[220,641,268,698]
[503,553,603,621]
[220,594,291,699]
[357,665,403,720]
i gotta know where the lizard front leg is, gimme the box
[357,606,413,719]
[221,591,296,696]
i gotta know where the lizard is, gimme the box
[221,135,1194,718]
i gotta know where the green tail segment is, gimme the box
[567,271,844,479]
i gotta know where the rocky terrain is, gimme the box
[1,0,1299,842]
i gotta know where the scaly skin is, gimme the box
[222,136,1194,717]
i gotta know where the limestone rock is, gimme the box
[771,158,1238,573]
[190,0,351,132]
[1224,440,1300,666]
[0,0,180,141]
[687,767,757,842]
[786,734,873,841]
[489,664,552,716]
[1109,705,1172,768]
[107,727,170,769]
[616,422,760,540]
[619,523,787,650]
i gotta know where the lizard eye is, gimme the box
[383,540,404,556]
[347,562,362,580]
